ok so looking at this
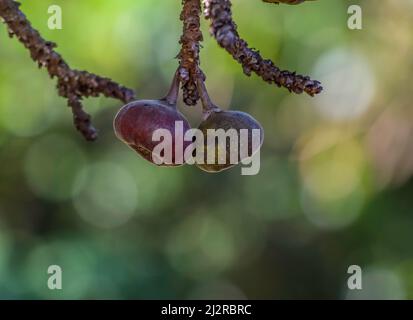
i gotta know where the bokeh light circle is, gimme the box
[23,241,96,299]
[312,48,375,121]
[165,214,236,279]
[72,162,138,229]
[24,134,87,201]
[298,132,369,229]
[345,267,406,300]
[0,70,59,137]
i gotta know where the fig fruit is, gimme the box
[114,72,191,166]
[195,79,264,173]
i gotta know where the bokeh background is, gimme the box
[0,0,412,299]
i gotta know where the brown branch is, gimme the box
[0,0,136,140]
[203,0,322,96]
[178,0,204,106]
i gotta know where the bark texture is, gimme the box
[178,0,204,106]
[203,0,322,96]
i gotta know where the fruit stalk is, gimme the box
[196,76,221,117]
[162,69,181,107]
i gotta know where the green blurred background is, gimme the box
[0,0,412,299]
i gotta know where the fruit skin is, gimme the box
[114,99,191,166]
[196,110,264,173]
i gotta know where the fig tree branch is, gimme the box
[203,0,322,96]
[178,0,204,106]
[0,0,322,141]
[0,0,136,141]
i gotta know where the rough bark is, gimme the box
[178,0,204,106]
[203,0,322,96]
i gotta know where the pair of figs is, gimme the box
[114,72,264,173]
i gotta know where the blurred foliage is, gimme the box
[1,0,413,299]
